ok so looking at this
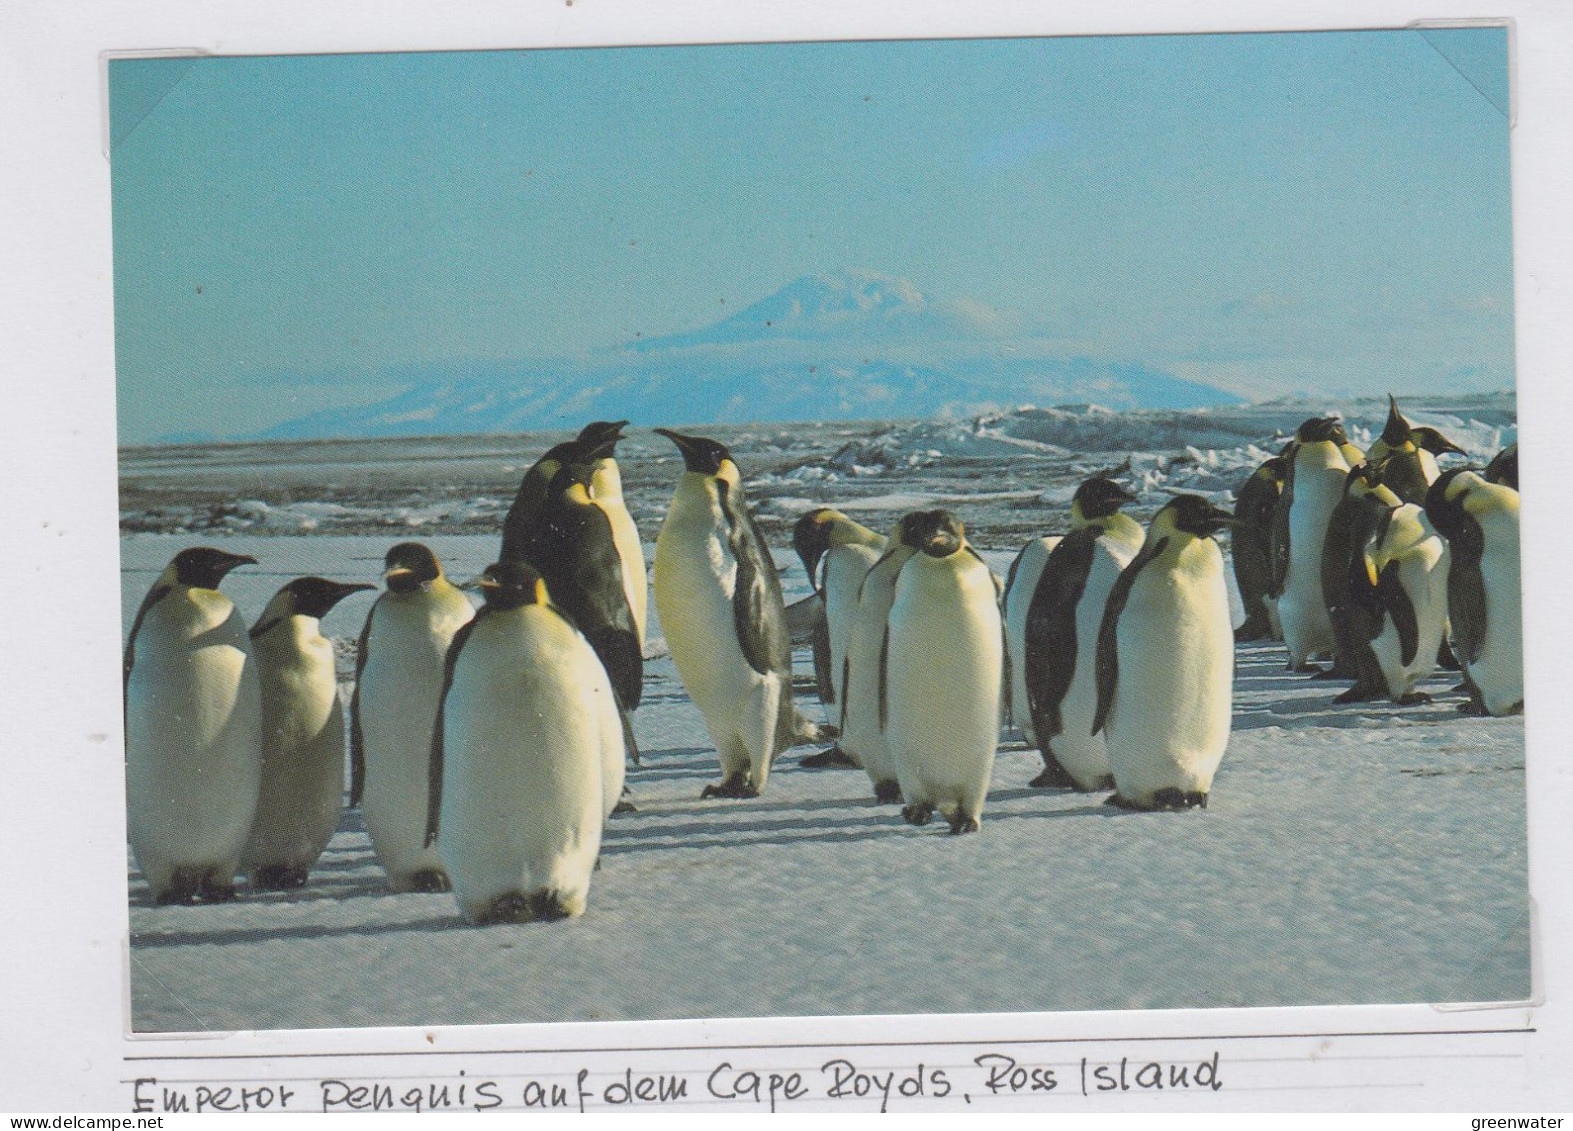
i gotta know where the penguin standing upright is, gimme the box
[1368,396,1465,505]
[242,577,374,889]
[652,429,794,798]
[1002,535,1061,748]
[793,508,888,768]
[1319,464,1404,701]
[886,510,1003,834]
[1022,478,1143,791]
[124,547,261,903]
[1271,418,1353,672]
[839,520,919,802]
[1367,500,1452,704]
[1425,470,1522,716]
[351,543,474,893]
[1231,456,1287,641]
[1094,495,1236,811]
[428,561,624,924]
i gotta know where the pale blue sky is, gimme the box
[109,28,1514,442]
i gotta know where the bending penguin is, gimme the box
[125,547,261,904]
[1270,418,1352,673]
[839,518,920,802]
[1231,456,1287,641]
[427,561,625,924]
[350,542,474,893]
[1366,497,1452,705]
[1319,464,1405,702]
[1425,469,1522,716]
[886,510,1003,834]
[242,576,374,889]
[793,508,888,768]
[1094,495,1236,811]
[1022,477,1143,791]
[652,428,794,798]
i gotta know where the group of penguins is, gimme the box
[122,400,1522,926]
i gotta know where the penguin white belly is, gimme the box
[1053,539,1135,789]
[243,623,344,877]
[1371,511,1450,700]
[1105,544,1233,805]
[602,494,648,649]
[824,543,884,711]
[1004,538,1058,745]
[1279,460,1347,666]
[359,603,467,890]
[655,492,784,789]
[126,591,262,899]
[1472,511,1523,715]
[438,608,619,921]
[887,556,1003,826]
[839,553,908,795]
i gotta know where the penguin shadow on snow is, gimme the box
[131,910,468,951]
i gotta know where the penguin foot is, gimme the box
[1150,788,1207,811]
[1288,662,1323,674]
[476,892,534,925]
[1333,682,1386,704]
[901,802,934,827]
[196,880,238,903]
[611,799,639,814]
[154,868,205,906]
[1457,697,1489,717]
[1394,691,1432,706]
[1028,754,1077,790]
[1311,666,1355,681]
[700,774,758,800]
[405,869,453,894]
[798,746,859,769]
[947,813,980,836]
[1103,792,1141,811]
[873,780,903,804]
[530,890,573,922]
[250,864,309,891]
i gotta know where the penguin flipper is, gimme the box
[585,625,645,715]
[1268,472,1294,596]
[1375,560,1420,667]
[1025,526,1100,742]
[122,583,173,688]
[1448,560,1489,667]
[719,480,791,678]
[348,599,377,809]
[877,625,891,732]
[426,611,484,847]
[811,601,835,705]
[1093,537,1166,737]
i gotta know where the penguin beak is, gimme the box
[653,427,694,457]
[1114,484,1139,505]
[384,567,414,583]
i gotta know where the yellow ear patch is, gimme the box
[565,482,593,505]
[534,578,550,606]
[1366,557,1379,588]
[717,459,742,486]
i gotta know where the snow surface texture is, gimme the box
[122,527,1529,1032]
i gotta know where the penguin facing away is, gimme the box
[839,520,919,802]
[793,508,888,769]
[885,510,1004,834]
[652,428,795,799]
[1023,477,1143,791]
[125,547,261,904]
[1271,417,1353,672]
[1002,534,1061,749]
[427,561,624,924]
[1367,501,1452,705]
[242,577,374,890]
[1425,469,1523,717]
[1094,495,1236,811]
[351,542,474,893]
[1231,456,1287,642]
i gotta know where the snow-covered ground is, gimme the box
[122,517,1529,1031]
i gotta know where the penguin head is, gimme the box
[168,547,256,590]
[898,509,965,559]
[1154,495,1237,540]
[575,420,629,448]
[654,428,738,483]
[1295,416,1349,447]
[1380,394,1413,449]
[792,508,843,591]
[276,576,375,619]
[1255,456,1289,485]
[475,560,550,611]
[1412,426,1467,458]
[1070,477,1138,522]
[545,461,598,508]
[382,542,443,594]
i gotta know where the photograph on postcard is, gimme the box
[111,27,1527,1033]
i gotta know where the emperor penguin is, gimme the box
[1002,534,1061,748]
[1270,417,1353,672]
[1231,456,1287,641]
[124,547,261,904]
[1424,470,1522,716]
[1022,477,1143,791]
[652,428,794,798]
[1319,464,1405,701]
[1485,443,1519,491]
[242,576,374,889]
[886,510,1003,834]
[793,508,888,768]
[839,519,919,802]
[1094,495,1236,811]
[427,561,624,924]
[350,542,474,893]
[1367,500,1452,704]
[1368,395,1465,505]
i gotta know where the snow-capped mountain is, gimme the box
[254,271,1243,441]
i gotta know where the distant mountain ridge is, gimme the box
[251,271,1245,442]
